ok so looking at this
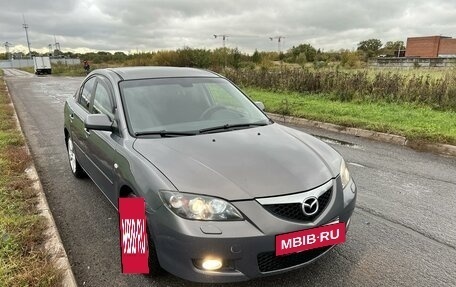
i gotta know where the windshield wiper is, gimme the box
[135,130,197,137]
[199,122,269,134]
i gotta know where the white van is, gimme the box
[33,56,52,75]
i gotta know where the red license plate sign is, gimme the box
[275,222,346,256]
[119,197,149,274]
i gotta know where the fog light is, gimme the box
[201,258,223,271]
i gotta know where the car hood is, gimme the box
[133,123,341,201]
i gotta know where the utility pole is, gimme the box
[214,34,229,69]
[22,15,32,59]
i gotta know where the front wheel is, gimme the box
[126,193,165,276]
[146,226,165,277]
[67,136,86,178]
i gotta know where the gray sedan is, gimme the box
[63,66,356,283]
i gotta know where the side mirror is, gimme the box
[84,114,113,131]
[254,101,265,111]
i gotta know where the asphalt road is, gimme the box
[4,69,456,287]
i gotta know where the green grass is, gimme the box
[0,71,61,286]
[50,63,88,76]
[245,87,456,145]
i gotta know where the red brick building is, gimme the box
[405,36,456,58]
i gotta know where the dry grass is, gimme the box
[225,68,456,110]
[0,71,62,286]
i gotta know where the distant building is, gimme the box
[405,36,456,58]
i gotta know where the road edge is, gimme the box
[4,79,78,287]
[268,113,456,157]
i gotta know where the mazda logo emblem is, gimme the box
[302,197,319,216]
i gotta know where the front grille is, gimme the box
[257,246,332,272]
[262,188,332,222]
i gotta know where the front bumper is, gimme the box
[147,178,357,283]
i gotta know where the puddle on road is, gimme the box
[348,162,366,168]
[313,135,366,168]
[314,135,363,149]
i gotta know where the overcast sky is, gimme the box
[1,0,456,55]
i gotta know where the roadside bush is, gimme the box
[223,68,456,110]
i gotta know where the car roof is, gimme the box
[105,66,220,80]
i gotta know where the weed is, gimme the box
[225,68,456,110]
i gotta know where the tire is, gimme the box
[67,136,86,178]
[126,193,165,277]
[146,226,165,277]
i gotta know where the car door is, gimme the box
[86,76,119,203]
[70,76,96,172]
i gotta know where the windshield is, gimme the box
[119,77,269,135]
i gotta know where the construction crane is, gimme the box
[213,34,230,69]
[54,35,61,51]
[213,34,229,48]
[269,36,286,54]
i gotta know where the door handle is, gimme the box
[69,113,74,120]
[84,128,91,136]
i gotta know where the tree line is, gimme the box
[0,38,405,69]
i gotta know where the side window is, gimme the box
[92,81,113,118]
[78,77,96,111]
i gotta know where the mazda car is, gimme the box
[63,66,357,283]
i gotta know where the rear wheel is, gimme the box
[67,136,86,178]
[126,193,165,276]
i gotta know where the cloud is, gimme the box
[1,0,456,54]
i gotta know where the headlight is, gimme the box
[340,159,351,189]
[159,191,243,221]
